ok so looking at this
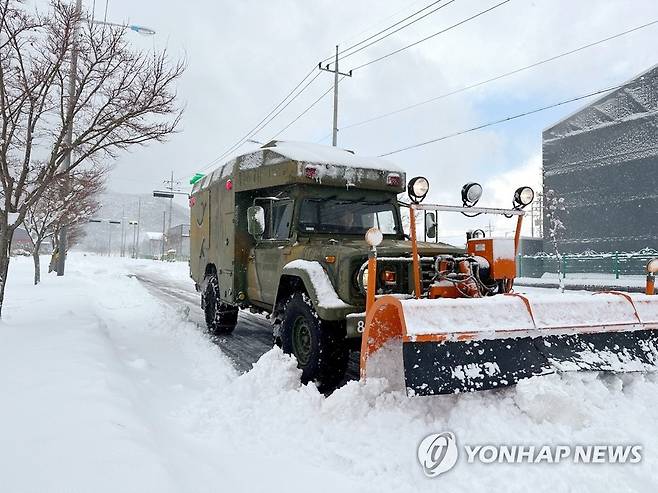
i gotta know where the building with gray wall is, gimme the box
[542,64,658,254]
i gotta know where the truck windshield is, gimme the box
[298,198,400,235]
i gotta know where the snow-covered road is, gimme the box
[1,253,657,492]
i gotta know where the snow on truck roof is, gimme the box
[192,140,404,193]
[258,140,402,171]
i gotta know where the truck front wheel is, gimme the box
[280,293,348,391]
[202,273,238,336]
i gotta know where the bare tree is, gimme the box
[545,189,567,292]
[24,169,104,284]
[0,1,184,315]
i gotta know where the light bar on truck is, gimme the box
[413,203,525,216]
[407,176,429,203]
[513,186,535,208]
[461,182,483,207]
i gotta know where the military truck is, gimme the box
[189,140,458,389]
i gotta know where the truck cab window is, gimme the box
[272,200,293,239]
[261,199,293,240]
[298,198,399,235]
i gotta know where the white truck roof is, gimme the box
[193,140,405,194]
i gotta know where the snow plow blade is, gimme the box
[360,292,658,396]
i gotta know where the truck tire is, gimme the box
[280,293,348,391]
[202,273,238,335]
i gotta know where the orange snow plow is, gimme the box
[359,179,658,396]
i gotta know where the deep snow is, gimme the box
[1,254,658,492]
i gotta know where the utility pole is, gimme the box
[161,171,180,233]
[108,220,120,256]
[56,0,82,276]
[319,46,352,147]
[54,4,155,274]
[129,220,139,258]
[120,205,126,257]
[153,186,188,257]
[135,198,141,258]
[161,210,166,259]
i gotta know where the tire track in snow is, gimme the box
[131,272,360,382]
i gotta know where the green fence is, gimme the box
[517,249,658,279]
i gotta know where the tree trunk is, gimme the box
[33,241,42,285]
[0,222,14,319]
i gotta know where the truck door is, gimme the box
[249,198,294,306]
[190,188,211,283]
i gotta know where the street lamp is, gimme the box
[56,3,155,276]
[128,220,139,258]
[92,20,156,36]
[88,218,137,257]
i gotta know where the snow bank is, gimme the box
[2,254,658,492]
[517,273,647,289]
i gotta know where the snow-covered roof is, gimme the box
[543,62,658,139]
[145,232,164,241]
[259,140,402,172]
[193,140,405,194]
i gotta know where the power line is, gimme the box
[179,1,506,179]
[193,1,449,176]
[336,0,456,62]
[334,0,429,49]
[183,1,500,178]
[378,83,624,157]
[270,77,347,140]
[319,0,449,64]
[315,132,333,144]
[230,71,322,148]
[351,0,512,71]
[207,68,318,166]
[206,1,456,164]
[340,19,658,132]
[186,68,321,177]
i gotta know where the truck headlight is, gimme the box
[513,186,535,208]
[408,176,429,203]
[461,182,482,207]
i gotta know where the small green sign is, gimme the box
[189,173,205,185]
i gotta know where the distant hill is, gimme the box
[74,191,189,256]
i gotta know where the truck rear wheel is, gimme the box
[280,293,348,391]
[202,273,238,335]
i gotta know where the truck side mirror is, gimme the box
[247,206,265,238]
[425,212,437,239]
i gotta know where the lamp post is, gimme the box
[88,218,138,256]
[56,3,155,275]
[129,220,139,258]
[153,188,189,258]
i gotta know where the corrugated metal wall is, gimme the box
[542,66,658,253]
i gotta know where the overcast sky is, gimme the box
[59,0,658,240]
